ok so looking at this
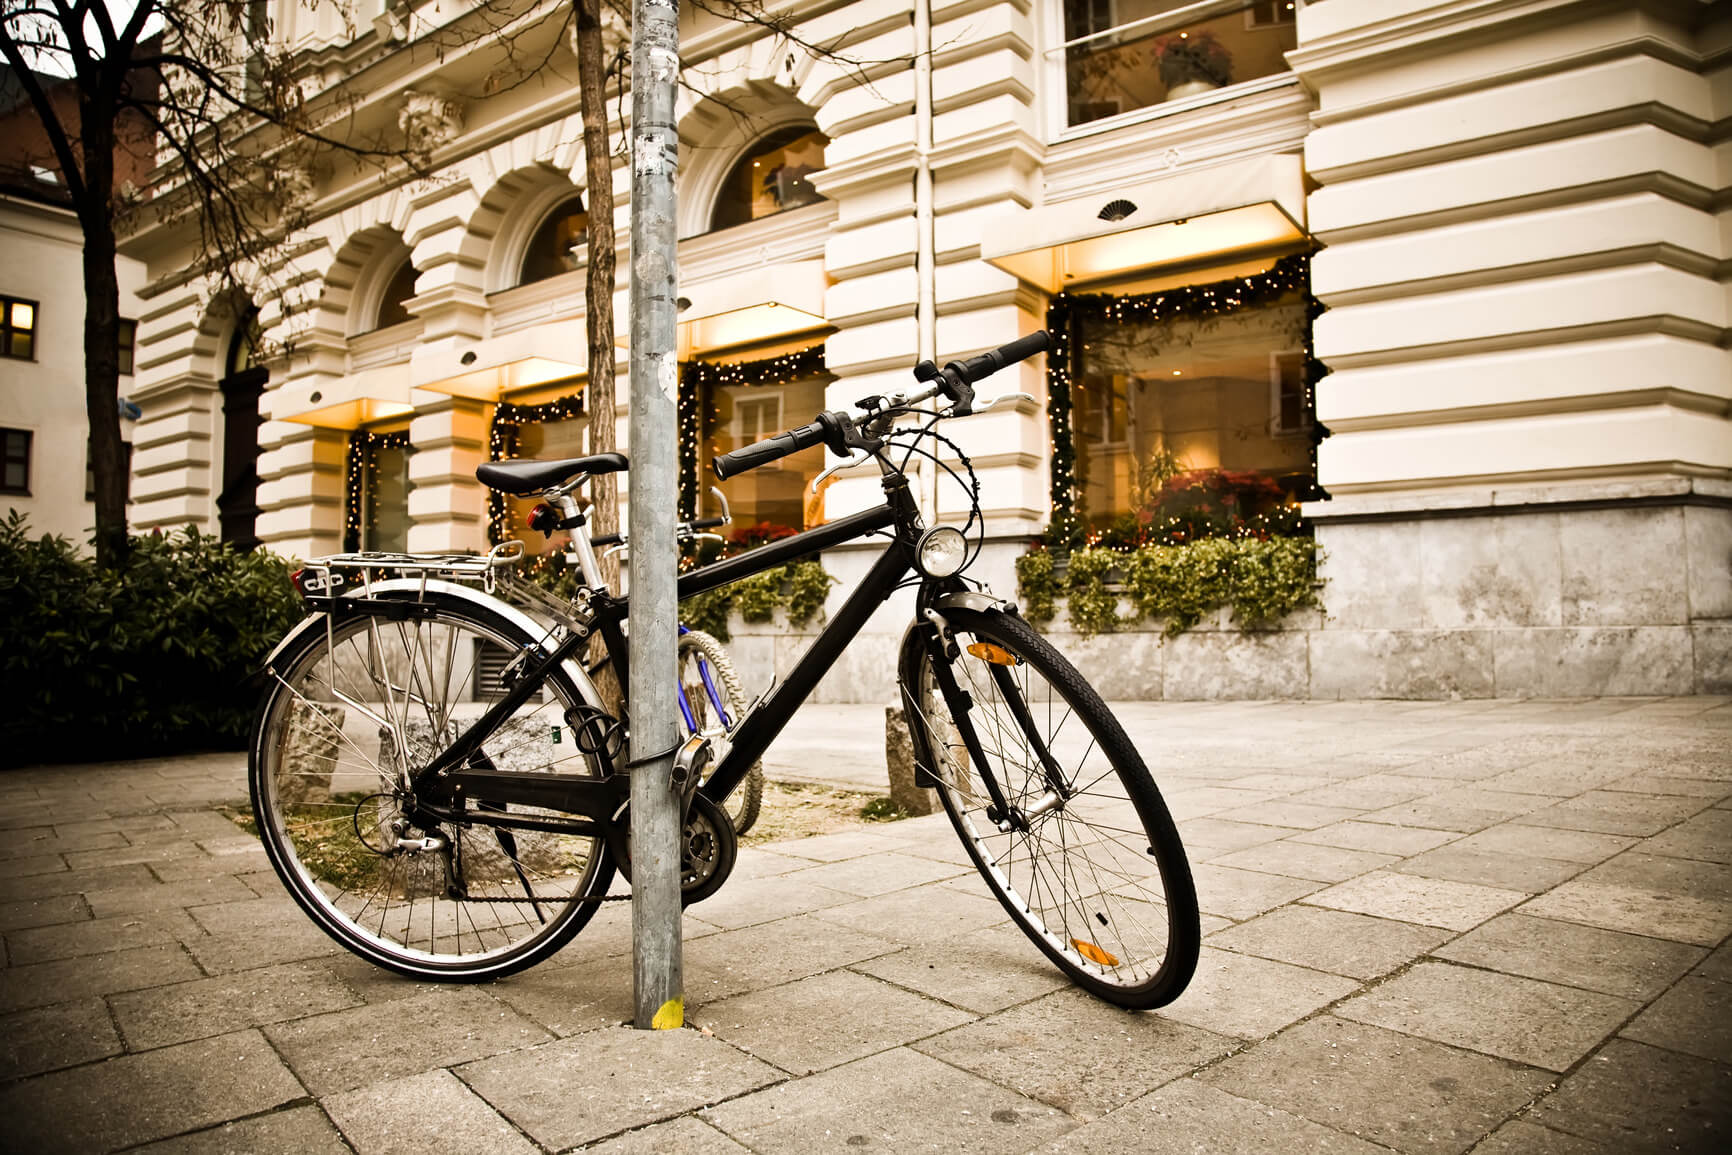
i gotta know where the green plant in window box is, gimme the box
[1017,535,1321,639]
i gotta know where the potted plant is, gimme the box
[1151,31,1232,100]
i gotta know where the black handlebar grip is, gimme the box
[690,516,728,530]
[956,329,1052,385]
[712,419,828,481]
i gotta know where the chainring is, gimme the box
[612,791,737,906]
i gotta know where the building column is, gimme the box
[1292,0,1731,696]
[407,395,490,553]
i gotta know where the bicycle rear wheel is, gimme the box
[678,628,764,835]
[900,606,1198,1008]
[249,592,615,981]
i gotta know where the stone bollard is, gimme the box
[278,702,344,806]
[884,705,938,816]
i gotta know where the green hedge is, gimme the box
[1016,536,1322,638]
[0,516,303,766]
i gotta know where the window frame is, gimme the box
[86,440,135,503]
[117,318,137,375]
[1042,0,1302,141]
[708,125,830,234]
[1,428,32,495]
[517,195,589,288]
[2,295,39,361]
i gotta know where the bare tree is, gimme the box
[0,0,423,567]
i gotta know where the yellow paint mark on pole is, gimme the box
[652,997,684,1030]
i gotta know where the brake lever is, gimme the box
[971,391,1035,413]
[811,451,872,493]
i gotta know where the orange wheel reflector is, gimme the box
[967,642,1019,666]
[1070,938,1119,967]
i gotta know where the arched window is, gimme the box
[519,195,588,286]
[710,126,827,231]
[375,259,419,329]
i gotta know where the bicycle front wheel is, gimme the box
[900,606,1199,1008]
[249,592,615,981]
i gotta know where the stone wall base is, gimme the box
[706,492,1730,702]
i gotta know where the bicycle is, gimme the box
[588,506,766,837]
[677,624,763,835]
[248,329,1201,1008]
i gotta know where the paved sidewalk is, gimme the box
[2,698,1729,1153]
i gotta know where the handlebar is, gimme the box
[710,331,1049,481]
[947,329,1051,388]
[712,410,846,481]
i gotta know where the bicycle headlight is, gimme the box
[915,526,968,578]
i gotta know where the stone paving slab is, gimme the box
[0,699,1728,1152]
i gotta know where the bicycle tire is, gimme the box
[678,628,764,835]
[249,591,616,981]
[899,606,1199,1008]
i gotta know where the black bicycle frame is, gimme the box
[424,473,925,827]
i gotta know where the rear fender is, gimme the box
[261,578,609,713]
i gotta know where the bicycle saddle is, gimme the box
[476,452,629,495]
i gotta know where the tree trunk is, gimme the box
[576,0,620,593]
[80,112,128,570]
[575,0,624,709]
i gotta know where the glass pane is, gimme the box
[118,319,136,375]
[1071,290,1310,538]
[375,261,419,329]
[701,376,827,532]
[365,444,413,553]
[9,332,31,360]
[711,128,828,231]
[10,301,33,330]
[507,416,589,556]
[520,198,587,286]
[1064,0,1297,128]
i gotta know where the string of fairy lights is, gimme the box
[677,344,828,518]
[486,393,587,544]
[342,429,411,552]
[1043,252,1327,548]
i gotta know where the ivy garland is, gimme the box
[343,429,411,552]
[486,393,587,544]
[677,344,828,518]
[1044,252,1329,549]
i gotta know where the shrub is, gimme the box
[679,560,833,642]
[1016,534,1321,638]
[0,516,303,766]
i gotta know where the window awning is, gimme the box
[677,260,828,356]
[980,154,1308,293]
[275,362,415,429]
[413,311,606,401]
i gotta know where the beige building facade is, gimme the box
[120,0,1730,699]
[1,192,148,544]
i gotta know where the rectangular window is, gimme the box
[701,376,827,532]
[2,428,31,495]
[363,441,413,553]
[1069,285,1311,535]
[505,416,586,557]
[1058,0,1298,129]
[1,296,38,360]
[86,441,135,502]
[118,319,137,375]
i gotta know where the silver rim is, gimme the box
[255,608,606,969]
[911,633,1175,991]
